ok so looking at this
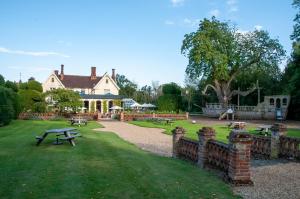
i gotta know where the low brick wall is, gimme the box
[279,136,300,159]
[250,124,300,160]
[206,140,230,172]
[18,112,98,120]
[251,136,271,158]
[120,112,188,121]
[172,127,253,186]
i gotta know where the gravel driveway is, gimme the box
[95,121,172,157]
[234,159,300,199]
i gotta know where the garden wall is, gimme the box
[172,123,300,186]
[250,123,300,160]
[18,112,98,121]
[120,112,188,121]
[172,127,253,185]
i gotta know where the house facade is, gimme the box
[42,64,123,113]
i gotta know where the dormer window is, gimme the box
[51,77,54,82]
[106,79,109,84]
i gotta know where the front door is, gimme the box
[276,98,281,109]
[96,101,101,112]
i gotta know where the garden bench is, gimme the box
[70,118,87,126]
[59,136,76,141]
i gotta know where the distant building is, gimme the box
[122,98,137,109]
[42,64,123,113]
[202,95,290,120]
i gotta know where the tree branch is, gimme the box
[229,84,257,98]
[202,84,217,95]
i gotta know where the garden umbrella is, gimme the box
[109,106,123,110]
[130,103,142,108]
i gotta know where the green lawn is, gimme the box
[129,120,300,143]
[0,120,239,199]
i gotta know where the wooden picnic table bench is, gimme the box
[36,128,78,146]
[70,118,87,126]
[228,122,246,130]
[255,125,272,135]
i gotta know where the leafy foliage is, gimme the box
[0,75,5,86]
[116,74,138,98]
[90,101,96,113]
[103,100,108,113]
[181,17,285,105]
[0,86,15,126]
[5,81,18,92]
[157,83,182,112]
[281,0,300,119]
[45,89,82,113]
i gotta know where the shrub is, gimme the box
[0,87,14,126]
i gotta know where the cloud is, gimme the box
[183,18,200,28]
[0,47,70,58]
[226,0,238,13]
[236,29,249,35]
[209,9,220,17]
[170,0,185,7]
[254,25,263,31]
[165,20,175,25]
[226,0,237,6]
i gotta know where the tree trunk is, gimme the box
[203,79,256,108]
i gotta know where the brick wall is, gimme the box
[172,127,253,185]
[120,112,188,121]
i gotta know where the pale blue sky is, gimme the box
[0,0,296,87]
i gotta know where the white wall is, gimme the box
[42,73,64,92]
[94,74,119,95]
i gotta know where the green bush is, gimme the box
[0,87,14,126]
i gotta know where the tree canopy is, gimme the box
[45,88,82,113]
[281,0,300,119]
[116,74,138,98]
[181,17,285,106]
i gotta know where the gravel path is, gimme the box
[95,121,172,157]
[234,159,300,199]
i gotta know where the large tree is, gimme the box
[116,74,138,98]
[45,88,82,113]
[281,0,300,119]
[181,18,285,106]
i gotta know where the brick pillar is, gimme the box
[228,130,253,185]
[120,112,124,122]
[185,112,189,120]
[172,127,185,158]
[272,123,287,136]
[270,123,286,159]
[197,127,216,168]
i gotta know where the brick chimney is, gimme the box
[54,70,59,76]
[60,64,64,80]
[91,66,96,80]
[112,68,116,81]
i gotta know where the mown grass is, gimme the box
[0,120,239,199]
[129,120,300,143]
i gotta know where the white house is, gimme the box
[42,64,123,113]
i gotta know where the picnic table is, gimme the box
[151,117,174,125]
[228,121,246,130]
[70,117,87,126]
[36,128,78,146]
[256,125,272,134]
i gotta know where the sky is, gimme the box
[0,0,297,87]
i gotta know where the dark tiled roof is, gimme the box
[58,75,102,88]
[80,94,124,100]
